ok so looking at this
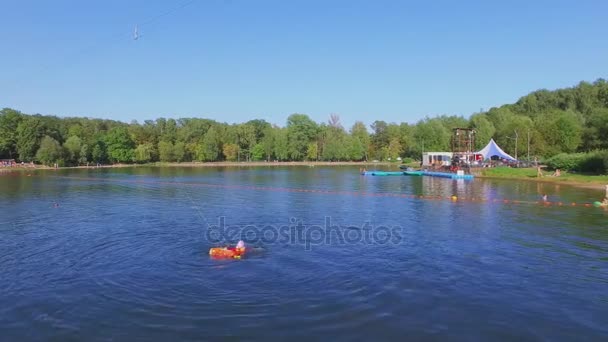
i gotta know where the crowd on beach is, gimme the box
[1,159,37,168]
[1,160,17,167]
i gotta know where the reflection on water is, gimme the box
[0,166,607,340]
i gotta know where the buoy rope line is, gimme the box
[28,175,608,210]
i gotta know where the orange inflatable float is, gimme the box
[209,241,247,259]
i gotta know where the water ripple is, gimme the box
[1,167,607,340]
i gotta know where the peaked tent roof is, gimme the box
[476,139,516,161]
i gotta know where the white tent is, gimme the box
[476,139,516,161]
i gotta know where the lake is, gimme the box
[1,166,607,340]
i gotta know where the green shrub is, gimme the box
[546,153,586,171]
[584,150,608,174]
[546,150,608,174]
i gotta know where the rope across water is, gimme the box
[42,175,607,210]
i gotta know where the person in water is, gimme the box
[209,240,247,259]
[227,240,246,254]
[542,194,548,202]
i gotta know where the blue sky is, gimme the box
[2,0,607,128]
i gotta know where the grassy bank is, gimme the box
[475,167,608,189]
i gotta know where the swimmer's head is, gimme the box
[236,240,245,249]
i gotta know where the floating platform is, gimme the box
[361,171,405,176]
[422,171,474,180]
[361,170,470,179]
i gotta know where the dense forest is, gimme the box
[1,79,607,166]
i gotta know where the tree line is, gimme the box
[1,78,607,166]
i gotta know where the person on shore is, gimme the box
[603,185,608,206]
[537,166,544,178]
[552,169,561,177]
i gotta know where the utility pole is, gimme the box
[420,140,425,165]
[527,129,530,161]
[514,130,519,161]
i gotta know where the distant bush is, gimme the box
[580,150,608,174]
[546,150,608,174]
[545,153,586,171]
[401,157,415,164]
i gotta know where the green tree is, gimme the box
[105,127,135,163]
[198,126,221,161]
[534,111,582,156]
[251,143,265,161]
[223,143,239,161]
[162,118,178,143]
[470,114,496,150]
[63,136,82,165]
[287,114,318,161]
[486,106,516,129]
[261,126,275,161]
[0,108,23,159]
[494,115,533,159]
[79,144,89,164]
[351,121,370,161]
[322,128,347,161]
[236,124,257,161]
[387,138,402,160]
[436,115,469,130]
[91,140,107,163]
[399,123,414,158]
[158,141,175,162]
[412,118,450,155]
[246,119,272,142]
[274,128,289,161]
[173,141,186,162]
[346,135,365,161]
[16,116,45,161]
[306,142,318,161]
[582,108,608,150]
[134,143,155,163]
[597,79,608,107]
[371,120,389,152]
[36,136,63,165]
[67,123,84,139]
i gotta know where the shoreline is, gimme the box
[0,161,394,172]
[3,163,605,192]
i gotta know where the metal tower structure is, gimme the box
[451,128,476,164]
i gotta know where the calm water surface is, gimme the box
[0,166,607,341]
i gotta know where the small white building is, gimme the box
[422,152,453,167]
